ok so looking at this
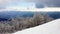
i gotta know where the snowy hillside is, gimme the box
[12,19,60,34]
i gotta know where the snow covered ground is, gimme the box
[12,19,60,34]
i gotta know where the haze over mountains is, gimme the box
[0,11,60,21]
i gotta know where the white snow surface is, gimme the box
[12,19,60,34]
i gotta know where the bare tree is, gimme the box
[0,12,54,33]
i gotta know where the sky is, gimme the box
[0,0,60,11]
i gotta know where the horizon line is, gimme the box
[0,7,60,12]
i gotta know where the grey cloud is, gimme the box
[44,0,60,7]
[32,0,60,8]
[0,0,60,9]
[27,0,60,7]
[21,0,60,8]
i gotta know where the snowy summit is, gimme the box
[12,19,60,34]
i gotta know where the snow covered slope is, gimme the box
[12,19,60,34]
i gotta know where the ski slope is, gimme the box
[12,19,60,34]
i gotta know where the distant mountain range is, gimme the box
[0,11,60,21]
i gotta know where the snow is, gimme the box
[12,19,60,34]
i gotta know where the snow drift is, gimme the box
[12,19,60,34]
